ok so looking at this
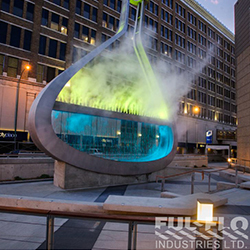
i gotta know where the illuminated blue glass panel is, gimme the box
[52,110,174,162]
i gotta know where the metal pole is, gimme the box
[46,215,54,250]
[208,173,211,192]
[235,168,238,187]
[128,221,137,250]
[14,68,26,151]
[161,179,165,192]
[191,172,195,194]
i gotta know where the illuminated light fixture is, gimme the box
[193,106,199,114]
[117,131,121,135]
[227,158,231,163]
[197,199,214,222]
[156,135,159,138]
[138,133,142,137]
[25,65,31,70]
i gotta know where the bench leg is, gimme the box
[128,222,137,250]
[46,215,54,250]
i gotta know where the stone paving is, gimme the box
[0,163,250,250]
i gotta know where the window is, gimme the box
[224,88,230,98]
[47,66,56,82]
[198,34,206,46]
[90,30,96,45]
[198,20,206,33]
[208,81,215,92]
[161,42,172,57]
[187,42,196,55]
[187,27,196,40]
[0,21,8,44]
[102,13,108,28]
[10,26,21,48]
[48,39,57,58]
[131,7,136,21]
[217,85,223,95]
[175,3,185,18]
[110,0,115,9]
[92,7,97,22]
[198,48,206,59]
[187,89,196,100]
[175,50,185,64]
[208,67,215,78]
[187,57,196,68]
[13,0,24,17]
[198,91,206,104]
[39,35,47,55]
[23,30,32,51]
[7,57,18,77]
[37,65,44,83]
[41,9,49,26]
[216,35,223,45]
[208,95,215,106]
[198,77,206,88]
[26,2,34,21]
[74,23,80,38]
[1,0,10,12]
[108,16,115,30]
[82,26,89,42]
[59,42,66,60]
[188,12,196,25]
[175,18,185,33]
[63,0,69,9]
[208,28,215,39]
[216,59,223,70]
[53,0,60,5]
[83,3,90,19]
[51,13,59,31]
[76,0,81,15]
[175,34,185,48]
[61,18,68,34]
[0,55,4,75]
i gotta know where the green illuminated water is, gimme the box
[57,43,169,120]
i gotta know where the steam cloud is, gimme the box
[57,33,208,123]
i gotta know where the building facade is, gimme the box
[235,0,250,166]
[0,0,237,156]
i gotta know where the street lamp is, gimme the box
[14,65,31,151]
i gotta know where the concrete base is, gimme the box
[217,181,236,191]
[240,181,250,189]
[0,158,54,181]
[103,193,228,216]
[54,155,208,189]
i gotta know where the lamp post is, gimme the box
[14,65,31,151]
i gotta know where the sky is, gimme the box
[194,0,237,33]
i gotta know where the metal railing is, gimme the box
[0,205,222,250]
[156,167,229,193]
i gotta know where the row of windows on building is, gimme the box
[0,21,32,51]
[179,103,237,125]
[0,54,64,83]
[146,0,234,52]
[1,0,34,21]
[187,90,236,110]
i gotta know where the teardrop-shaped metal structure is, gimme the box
[28,0,177,176]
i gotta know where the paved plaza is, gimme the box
[0,163,250,250]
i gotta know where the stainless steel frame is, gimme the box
[28,0,177,176]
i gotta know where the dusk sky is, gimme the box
[194,0,237,34]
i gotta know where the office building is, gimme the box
[0,0,237,157]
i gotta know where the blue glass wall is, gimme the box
[52,110,174,162]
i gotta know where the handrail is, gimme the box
[156,167,229,193]
[0,204,221,250]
